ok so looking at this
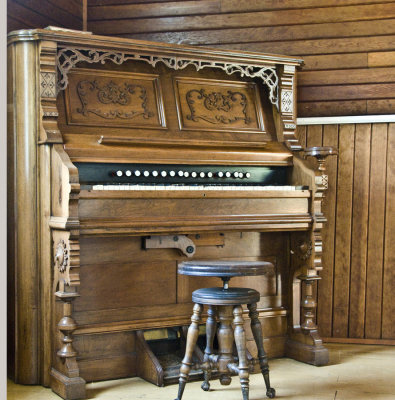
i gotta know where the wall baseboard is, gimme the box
[297,115,395,125]
[323,337,395,346]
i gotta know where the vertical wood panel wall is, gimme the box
[87,0,395,118]
[298,123,395,342]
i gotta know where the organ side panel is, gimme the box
[50,144,86,400]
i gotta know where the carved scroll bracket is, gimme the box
[56,47,279,106]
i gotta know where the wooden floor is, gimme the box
[7,344,395,400]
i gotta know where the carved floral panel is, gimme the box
[64,68,166,129]
[174,77,265,133]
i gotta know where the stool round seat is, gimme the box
[178,260,274,277]
[192,287,260,305]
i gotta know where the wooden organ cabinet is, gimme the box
[7,28,335,400]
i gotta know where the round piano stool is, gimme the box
[175,260,276,400]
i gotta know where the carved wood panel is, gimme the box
[174,77,265,133]
[64,68,166,129]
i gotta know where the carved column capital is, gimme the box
[39,40,62,143]
[278,65,303,151]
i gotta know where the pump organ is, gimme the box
[7,28,335,400]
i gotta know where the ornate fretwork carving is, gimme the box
[40,71,57,98]
[56,47,279,105]
[76,79,154,120]
[186,89,251,125]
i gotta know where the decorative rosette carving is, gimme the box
[54,239,69,273]
[296,240,313,261]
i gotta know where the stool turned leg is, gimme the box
[217,306,234,386]
[247,303,275,398]
[201,305,217,391]
[175,303,203,400]
[233,305,250,400]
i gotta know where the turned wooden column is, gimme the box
[302,146,338,334]
[55,292,79,366]
[287,147,337,366]
[299,276,320,332]
[51,286,85,400]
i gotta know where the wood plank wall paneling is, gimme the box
[7,0,83,32]
[86,0,395,118]
[302,122,395,341]
[382,124,395,339]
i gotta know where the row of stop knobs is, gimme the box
[114,170,252,179]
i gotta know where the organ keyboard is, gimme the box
[91,185,301,191]
[8,27,335,400]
